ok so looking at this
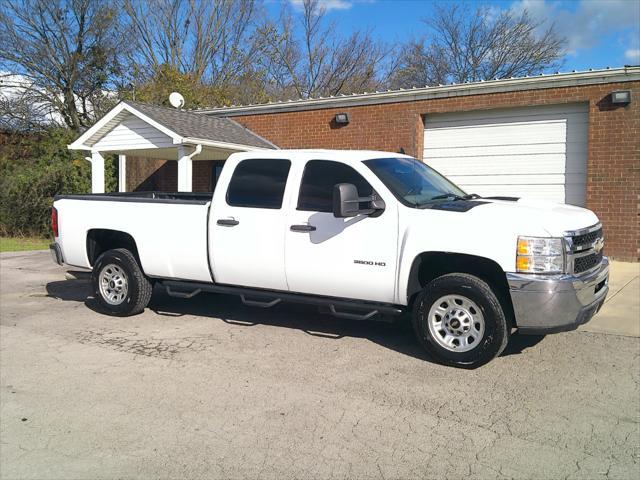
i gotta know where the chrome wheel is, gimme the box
[427,294,485,352]
[98,264,129,305]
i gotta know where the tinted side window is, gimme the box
[298,160,373,212]
[227,159,291,209]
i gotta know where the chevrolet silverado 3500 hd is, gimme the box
[50,150,609,367]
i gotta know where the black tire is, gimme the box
[92,248,152,316]
[412,273,509,368]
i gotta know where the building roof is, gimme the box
[68,100,277,152]
[124,101,276,148]
[198,66,640,117]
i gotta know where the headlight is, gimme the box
[516,236,565,273]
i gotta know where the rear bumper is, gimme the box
[50,242,64,266]
[507,257,609,334]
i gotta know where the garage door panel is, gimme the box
[424,142,569,158]
[460,184,566,202]
[425,145,587,162]
[427,153,588,175]
[427,154,575,176]
[451,174,567,186]
[425,121,567,148]
[426,104,589,126]
[423,104,588,205]
[449,173,586,191]
[425,141,587,158]
[426,116,586,134]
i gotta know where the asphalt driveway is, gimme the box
[1,251,638,479]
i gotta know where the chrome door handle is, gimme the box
[290,224,316,232]
[217,218,239,226]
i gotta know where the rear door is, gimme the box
[285,160,398,303]
[209,157,292,290]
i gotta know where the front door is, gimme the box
[209,158,292,290]
[285,160,398,303]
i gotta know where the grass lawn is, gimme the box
[0,237,50,253]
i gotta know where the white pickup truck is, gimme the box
[50,150,609,367]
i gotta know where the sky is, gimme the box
[273,0,640,73]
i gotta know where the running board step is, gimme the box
[160,280,404,321]
[165,285,202,299]
[329,305,379,321]
[240,295,282,308]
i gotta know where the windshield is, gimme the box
[364,157,467,208]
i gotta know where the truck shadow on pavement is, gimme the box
[45,278,544,364]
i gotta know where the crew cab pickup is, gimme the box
[50,150,609,367]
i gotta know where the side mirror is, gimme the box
[333,183,360,218]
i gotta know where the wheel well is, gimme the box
[407,252,516,327]
[86,229,141,268]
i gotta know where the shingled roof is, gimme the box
[125,101,276,149]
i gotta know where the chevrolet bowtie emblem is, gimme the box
[593,237,604,254]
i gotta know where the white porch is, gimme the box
[68,101,276,193]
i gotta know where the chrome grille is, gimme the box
[571,227,603,249]
[564,223,604,275]
[574,252,603,274]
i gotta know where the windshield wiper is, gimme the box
[415,193,481,207]
[430,193,482,201]
[429,193,463,201]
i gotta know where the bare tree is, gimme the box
[122,0,264,87]
[388,40,450,90]
[0,0,126,131]
[390,4,565,88]
[0,74,56,131]
[259,0,391,99]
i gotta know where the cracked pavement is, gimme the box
[1,251,639,479]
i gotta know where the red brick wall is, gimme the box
[127,157,177,191]
[231,82,639,261]
[193,161,214,192]
[127,158,217,192]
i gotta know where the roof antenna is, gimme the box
[169,92,185,109]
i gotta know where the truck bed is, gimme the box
[54,191,212,205]
[54,192,213,282]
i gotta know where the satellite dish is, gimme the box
[169,92,185,109]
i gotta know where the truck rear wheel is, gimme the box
[92,248,152,316]
[412,273,509,368]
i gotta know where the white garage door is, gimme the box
[423,104,589,205]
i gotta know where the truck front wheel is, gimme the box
[92,248,152,316]
[412,273,509,368]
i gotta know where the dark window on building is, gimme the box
[210,161,225,192]
[297,160,374,212]
[226,159,291,209]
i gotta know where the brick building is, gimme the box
[72,67,639,260]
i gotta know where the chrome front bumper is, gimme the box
[507,257,609,334]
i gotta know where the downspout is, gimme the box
[187,144,203,160]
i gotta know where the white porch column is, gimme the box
[177,145,193,192]
[118,154,127,192]
[89,150,105,193]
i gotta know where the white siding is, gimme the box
[423,104,589,205]
[92,115,174,150]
